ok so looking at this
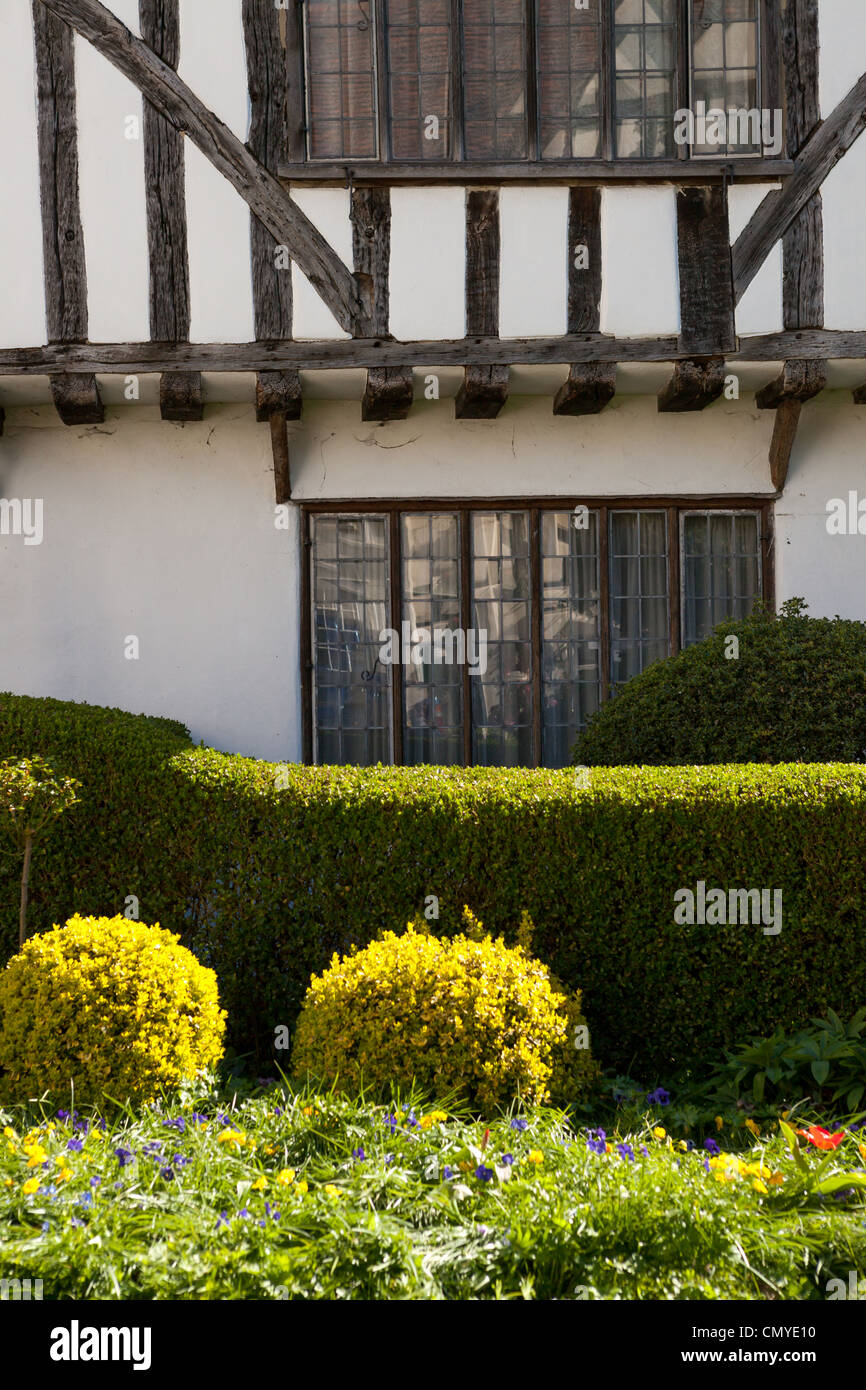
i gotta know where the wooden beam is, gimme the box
[139,0,202,421]
[457,190,507,419]
[554,186,613,415]
[277,159,796,184]
[0,407,5,437]
[243,0,301,422]
[755,359,826,409]
[50,373,104,425]
[657,358,726,413]
[351,187,413,422]
[270,411,291,504]
[782,0,823,331]
[553,363,616,416]
[768,398,802,492]
[37,0,371,335]
[8,329,866,376]
[32,1,103,426]
[675,186,735,355]
[853,384,866,405]
[732,70,866,304]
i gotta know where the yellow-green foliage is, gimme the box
[0,914,226,1103]
[291,910,596,1111]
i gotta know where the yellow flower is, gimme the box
[57,1167,73,1183]
[295,1180,308,1194]
[781,1110,790,1121]
[3,1178,12,1188]
[525,1149,544,1164]
[715,1116,724,1131]
[264,1145,276,1156]
[768,1172,785,1186]
[22,1177,40,1195]
[302,1106,317,1118]
[678,1140,689,1151]
[276,1169,296,1186]
[3,1126,16,1140]
[323,1184,340,1198]
[251,1176,268,1191]
[859,1143,866,1163]
[25,1145,48,1167]
[605,1143,612,1154]
[653,1127,666,1141]
[752,1179,768,1194]
[216,1129,245,1147]
[745,1119,761,1137]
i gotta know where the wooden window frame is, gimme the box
[283,0,788,182]
[301,495,775,766]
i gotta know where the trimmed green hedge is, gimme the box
[573,601,866,766]
[2,693,865,1077]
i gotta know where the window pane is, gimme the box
[690,0,762,155]
[614,0,678,156]
[609,510,670,688]
[401,514,464,765]
[311,514,392,764]
[306,0,378,159]
[541,510,601,767]
[463,0,529,160]
[471,511,533,765]
[386,0,451,159]
[681,511,761,644]
[537,0,602,160]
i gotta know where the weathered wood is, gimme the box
[277,160,796,184]
[7,330,866,376]
[159,370,203,421]
[32,1,87,341]
[782,0,823,330]
[50,373,104,425]
[139,0,201,421]
[657,359,726,413]
[675,187,735,355]
[352,186,413,421]
[243,0,300,422]
[755,359,826,409]
[270,411,291,504]
[768,398,802,491]
[567,187,602,334]
[37,0,370,334]
[255,370,302,422]
[458,190,507,419]
[553,363,616,416]
[732,71,866,304]
[853,384,866,405]
[0,407,5,437]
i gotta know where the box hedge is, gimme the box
[1,692,865,1078]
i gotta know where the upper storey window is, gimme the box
[301,0,778,165]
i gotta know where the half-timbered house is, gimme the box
[1,0,865,766]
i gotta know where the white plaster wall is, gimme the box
[290,189,352,340]
[728,184,783,335]
[0,407,301,762]
[775,395,866,622]
[817,0,866,333]
[600,187,679,336]
[75,0,149,342]
[389,188,465,340]
[0,0,45,349]
[179,0,254,343]
[499,187,568,337]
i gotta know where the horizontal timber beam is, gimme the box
[5,330,866,376]
[37,0,370,335]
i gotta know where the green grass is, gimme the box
[2,1083,865,1300]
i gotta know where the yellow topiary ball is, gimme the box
[0,915,226,1103]
[291,918,596,1111]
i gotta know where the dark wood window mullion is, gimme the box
[389,508,403,764]
[599,504,611,703]
[527,0,540,163]
[530,506,542,767]
[374,0,391,163]
[460,506,473,765]
[668,504,681,655]
[678,0,690,163]
[301,509,314,763]
[600,0,614,162]
[451,0,465,163]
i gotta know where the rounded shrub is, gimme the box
[0,914,226,1103]
[291,917,596,1111]
[573,599,866,765]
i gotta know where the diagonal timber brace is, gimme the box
[36,0,372,336]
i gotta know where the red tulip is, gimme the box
[481,1127,490,1151]
[798,1125,845,1150]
